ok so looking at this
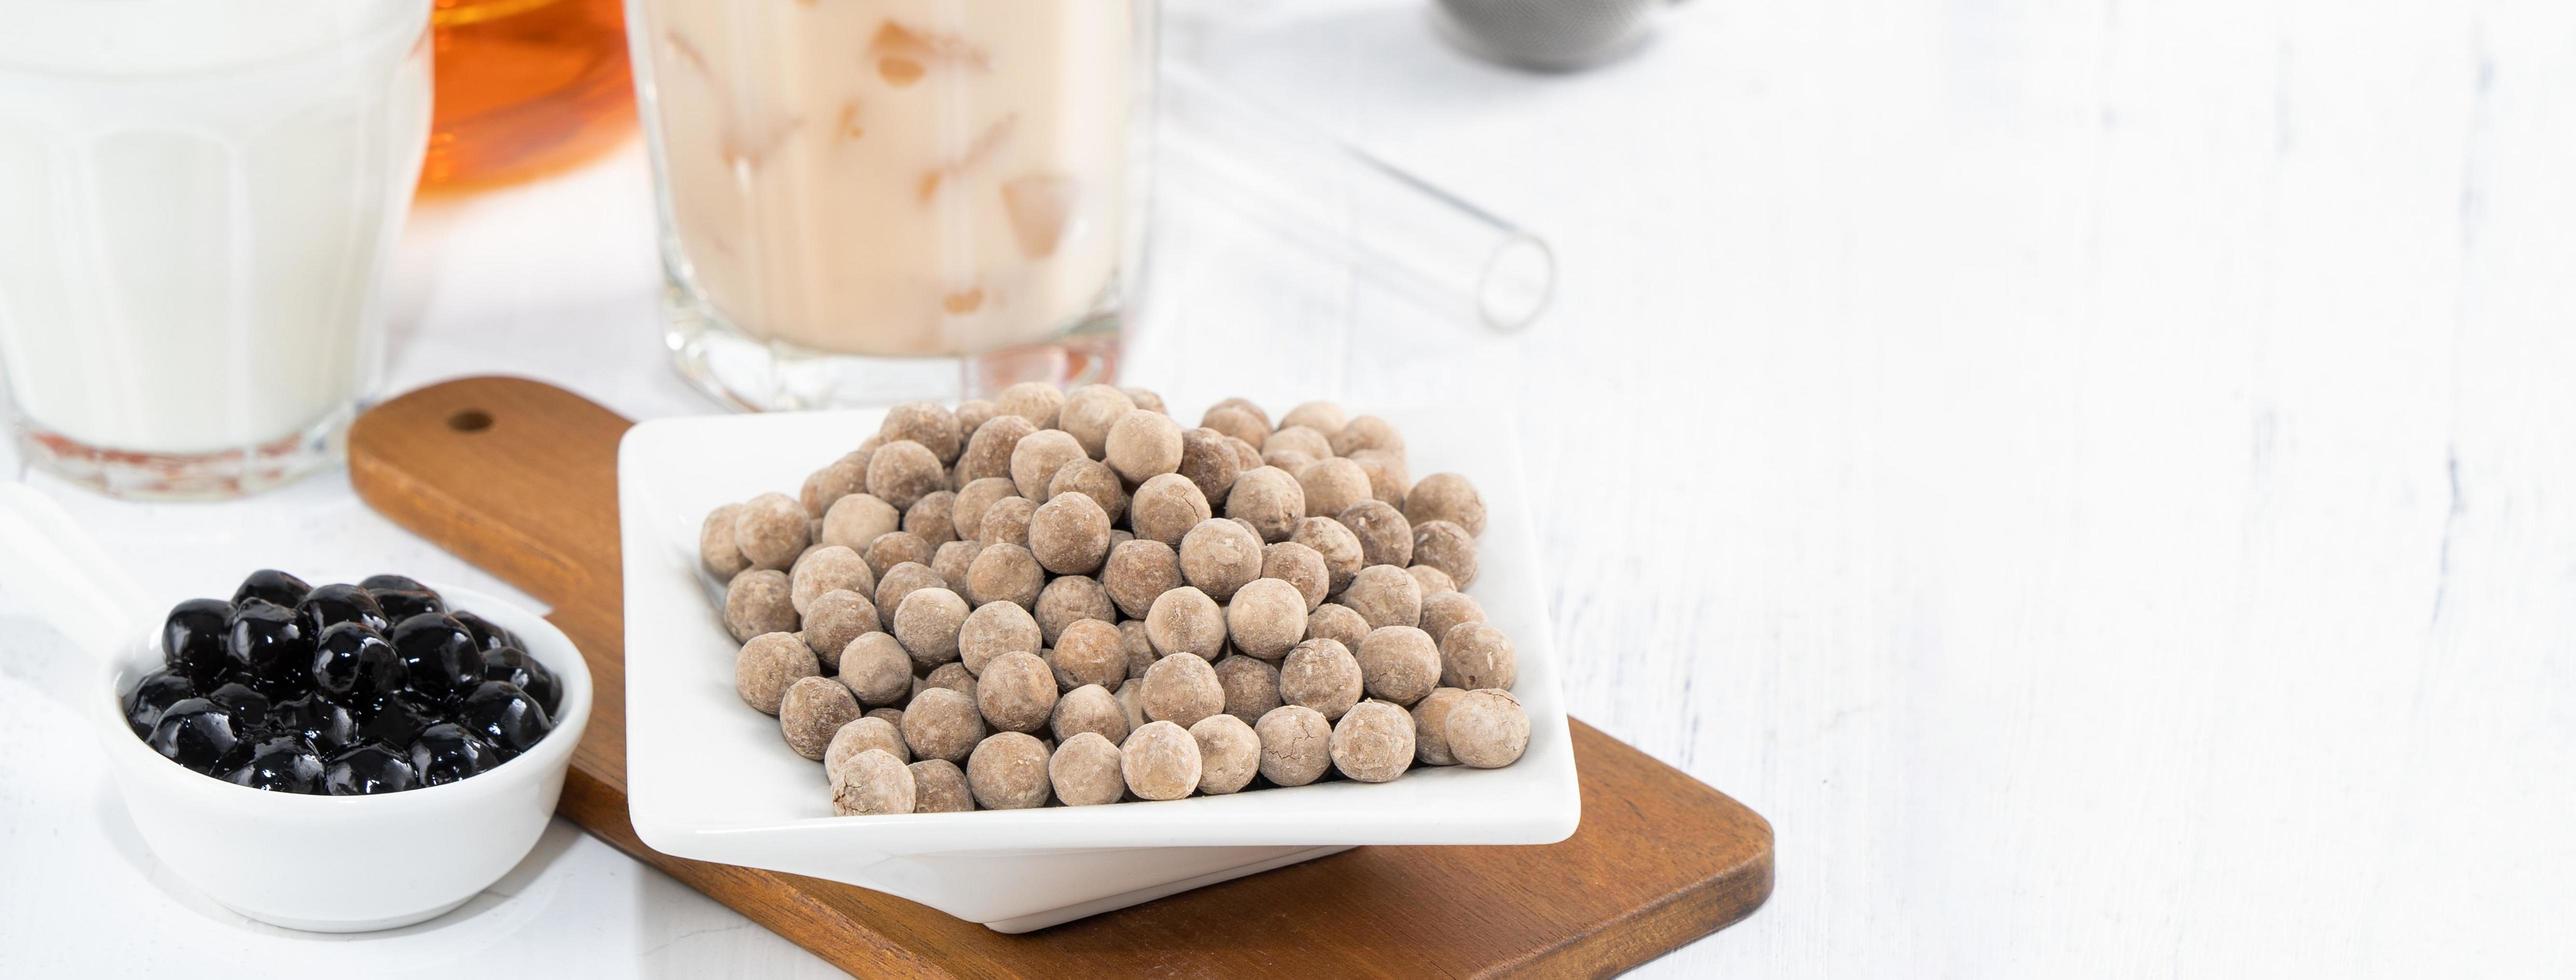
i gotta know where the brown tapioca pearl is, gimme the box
[1341,564,1423,629]
[872,562,948,627]
[800,452,869,518]
[956,414,1037,484]
[1335,499,1412,568]
[1047,456,1130,524]
[1277,637,1363,721]
[865,706,905,729]
[1445,689,1530,768]
[1295,457,1372,521]
[975,495,1036,548]
[966,730,1054,809]
[1327,414,1404,458]
[825,716,911,772]
[1329,700,1414,783]
[1139,651,1224,728]
[1057,384,1136,456]
[724,569,798,643]
[800,588,880,669]
[861,531,934,580]
[1224,466,1305,543]
[950,477,1019,541]
[930,539,981,586]
[1277,400,1347,436]
[964,542,1043,609]
[1409,519,1478,588]
[901,688,987,764]
[733,493,810,571]
[924,662,978,701]
[1212,654,1283,725]
[821,492,902,551]
[1303,603,1372,654]
[1118,620,1156,679]
[1347,449,1411,508]
[1051,683,1131,745]
[1049,731,1127,806]
[1401,471,1485,536]
[828,749,915,816]
[1028,492,1113,575]
[864,440,948,511]
[1224,436,1262,471]
[909,758,975,812]
[881,401,963,465]
[994,381,1066,429]
[1120,721,1201,801]
[1189,714,1260,795]
[789,545,875,616]
[1115,679,1150,733]
[954,399,999,438]
[1033,576,1115,645]
[700,503,752,578]
[1410,687,1470,766]
[976,650,1060,734]
[1199,403,1269,449]
[1178,518,1264,601]
[1008,428,1086,502]
[958,600,1042,675]
[1290,516,1365,595]
[837,631,914,707]
[1418,591,1487,646]
[903,490,959,547]
[1439,622,1518,691]
[1120,386,1167,414]
[1405,565,1457,597]
[1261,542,1330,611]
[1225,578,1308,660]
[736,632,818,714]
[891,587,970,668]
[1254,705,1332,787]
[1105,409,1185,483]
[1176,427,1243,504]
[1129,473,1211,548]
[1048,619,1128,691]
[779,675,862,761]
[1356,625,1441,706]
[1263,449,1317,471]
[1101,538,1183,619]
[1265,425,1331,461]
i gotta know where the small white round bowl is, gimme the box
[97,583,592,932]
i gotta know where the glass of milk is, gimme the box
[0,0,432,499]
[628,0,1153,410]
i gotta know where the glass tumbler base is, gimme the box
[663,287,1122,412]
[10,408,349,501]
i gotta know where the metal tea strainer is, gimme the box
[1434,0,1687,70]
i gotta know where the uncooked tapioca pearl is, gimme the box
[892,587,970,668]
[1051,683,1130,744]
[1254,705,1332,787]
[1336,500,1413,569]
[1409,520,1479,588]
[930,539,981,585]
[1347,449,1411,508]
[975,495,1037,549]
[995,382,1066,429]
[1224,436,1262,471]
[976,650,1059,734]
[957,414,1037,484]
[1341,565,1423,629]
[967,730,1054,809]
[881,402,964,465]
[734,493,810,571]
[1304,603,1372,654]
[1278,637,1363,721]
[1175,427,1243,506]
[1047,457,1130,524]
[909,758,974,812]
[736,632,818,714]
[1115,678,1150,733]
[1213,654,1282,725]
[1402,471,1485,536]
[1406,565,1457,597]
[950,477,1019,541]
[865,440,948,511]
[825,715,911,771]
[1418,591,1486,645]
[1357,625,1441,706]
[780,675,862,761]
[828,749,915,816]
[902,688,987,763]
[790,545,875,616]
[925,662,978,701]
[1028,492,1113,575]
[1140,650,1224,727]
[1278,400,1347,435]
[1120,386,1167,414]
[822,493,902,551]
[724,569,797,643]
[1190,714,1260,795]
[1057,384,1135,456]
[800,588,880,669]
[801,452,868,518]
[1328,414,1404,458]
[1102,539,1183,619]
[1048,731,1127,806]
[1439,622,1518,691]
[862,531,934,580]
[1329,700,1414,783]
[1262,448,1317,476]
[1226,578,1308,660]
[904,490,959,547]
[700,503,752,578]
[1121,721,1202,801]
[837,631,914,707]
[959,600,1042,675]
[1224,466,1305,544]
[1296,457,1372,521]
[1409,687,1469,766]
[1178,518,1264,600]
[1199,403,1268,449]
[964,542,1043,609]
[1047,620,1126,689]
[1129,473,1212,547]
[1118,620,1156,679]
[1008,428,1086,502]
[875,562,949,619]
[1105,409,1185,483]
[1034,576,1115,645]
[1290,516,1365,596]
[1445,689,1529,768]
[1261,542,1330,611]
[1144,586,1225,661]
[955,399,999,438]
[866,707,904,728]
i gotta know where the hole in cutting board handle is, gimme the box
[448,409,494,433]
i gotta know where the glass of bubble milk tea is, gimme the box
[0,0,432,499]
[630,0,1153,410]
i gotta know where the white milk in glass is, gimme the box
[0,0,431,498]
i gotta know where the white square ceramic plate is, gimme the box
[619,405,1578,931]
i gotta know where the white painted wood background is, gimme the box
[5,0,2573,975]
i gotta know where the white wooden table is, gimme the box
[5,0,2573,974]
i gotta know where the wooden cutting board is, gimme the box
[348,376,1771,977]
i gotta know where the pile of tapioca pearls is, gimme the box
[701,384,1530,814]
